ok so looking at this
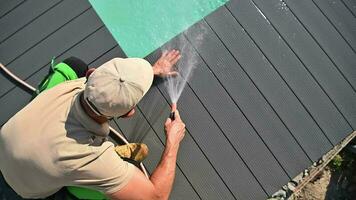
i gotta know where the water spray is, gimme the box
[163,26,207,121]
[164,45,198,120]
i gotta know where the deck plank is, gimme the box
[148,36,268,198]
[226,0,352,145]
[341,0,356,16]
[0,0,24,19]
[136,83,237,200]
[0,26,114,125]
[1,0,356,199]
[282,0,356,97]
[116,112,201,200]
[251,0,356,132]
[313,0,356,51]
[205,6,312,178]
[0,8,102,98]
[0,0,91,66]
[0,0,62,43]
[0,87,32,127]
[181,27,290,195]
[207,5,333,162]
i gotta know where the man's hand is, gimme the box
[110,109,185,200]
[164,110,185,147]
[153,50,181,77]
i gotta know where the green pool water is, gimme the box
[89,0,228,58]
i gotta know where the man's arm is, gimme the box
[108,110,185,200]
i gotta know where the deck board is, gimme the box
[0,8,102,98]
[205,6,312,177]
[97,47,237,199]
[226,0,352,146]
[0,26,116,125]
[313,0,356,51]
[282,0,356,107]
[1,0,356,199]
[146,44,268,199]
[0,0,62,44]
[251,0,356,131]
[116,110,201,200]
[287,1,356,88]
[210,4,333,162]
[0,0,24,19]
[341,0,356,16]
[0,0,91,66]
[182,28,290,194]
[136,83,237,200]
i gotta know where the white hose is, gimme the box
[109,127,149,178]
[0,63,36,92]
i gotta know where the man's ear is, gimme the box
[121,109,135,118]
[86,68,96,79]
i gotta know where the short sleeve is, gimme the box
[69,145,136,194]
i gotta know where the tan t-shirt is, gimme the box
[0,78,135,198]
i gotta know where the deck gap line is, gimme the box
[135,105,203,200]
[340,0,356,18]
[311,0,356,54]
[182,31,271,196]
[0,0,65,45]
[281,0,356,93]
[0,0,26,20]
[210,5,313,163]
[245,1,355,131]
[0,25,104,101]
[225,4,334,147]
[4,6,92,67]
[155,83,238,199]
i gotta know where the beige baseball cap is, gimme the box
[84,58,154,117]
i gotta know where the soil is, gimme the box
[292,151,356,200]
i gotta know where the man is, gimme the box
[0,50,185,200]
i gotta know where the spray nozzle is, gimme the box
[169,112,175,120]
[170,103,177,120]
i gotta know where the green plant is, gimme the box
[329,154,344,172]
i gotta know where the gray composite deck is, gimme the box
[0,0,355,199]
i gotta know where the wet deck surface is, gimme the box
[0,0,355,199]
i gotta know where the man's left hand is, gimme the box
[153,49,181,77]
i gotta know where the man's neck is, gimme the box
[79,92,108,124]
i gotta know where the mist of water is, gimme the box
[163,45,196,104]
[163,27,207,104]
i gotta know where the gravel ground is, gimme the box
[293,150,356,200]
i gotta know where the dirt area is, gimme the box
[292,150,356,200]
[293,168,331,200]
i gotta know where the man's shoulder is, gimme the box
[48,77,87,92]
